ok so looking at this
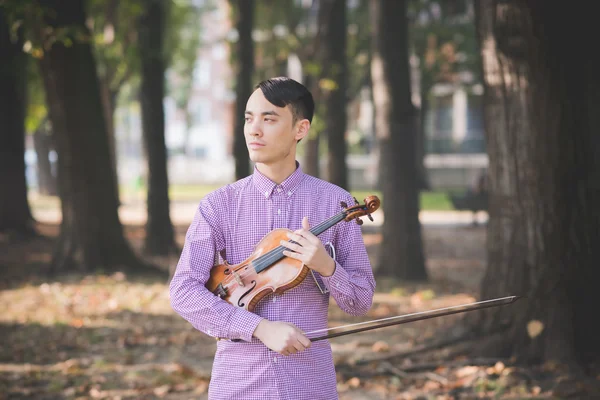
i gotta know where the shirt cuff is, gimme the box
[226,308,264,342]
[319,260,349,292]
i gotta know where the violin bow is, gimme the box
[306,295,522,342]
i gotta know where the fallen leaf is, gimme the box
[372,341,390,352]
[527,320,544,338]
[153,384,171,396]
[347,377,361,388]
[455,366,479,378]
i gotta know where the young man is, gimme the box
[169,77,375,400]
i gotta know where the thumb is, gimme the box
[302,216,310,230]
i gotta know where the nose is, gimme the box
[247,120,262,137]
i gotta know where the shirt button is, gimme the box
[264,191,269,197]
[277,187,282,192]
[336,283,340,288]
[287,191,292,196]
[277,209,281,215]
[273,296,277,303]
[273,357,278,363]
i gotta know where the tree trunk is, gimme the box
[416,90,430,190]
[303,73,320,177]
[99,79,120,205]
[37,0,140,273]
[33,122,57,196]
[0,11,35,236]
[323,0,348,190]
[138,0,176,256]
[231,0,254,180]
[474,0,600,368]
[370,0,427,281]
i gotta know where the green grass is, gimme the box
[31,185,459,211]
[162,185,457,211]
[351,189,456,211]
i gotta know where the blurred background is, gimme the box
[1,0,598,399]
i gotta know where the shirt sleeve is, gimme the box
[169,195,264,342]
[319,194,376,316]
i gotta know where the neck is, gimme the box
[256,158,298,184]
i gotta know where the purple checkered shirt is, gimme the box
[169,162,376,400]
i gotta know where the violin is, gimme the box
[205,195,381,312]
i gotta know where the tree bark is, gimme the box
[474,0,600,367]
[33,121,57,196]
[0,11,35,236]
[138,0,176,256]
[37,0,140,272]
[322,0,348,190]
[370,0,427,280]
[99,79,120,204]
[302,73,320,177]
[231,0,254,180]
[416,90,430,190]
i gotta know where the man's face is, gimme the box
[244,89,309,165]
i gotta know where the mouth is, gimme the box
[248,142,265,149]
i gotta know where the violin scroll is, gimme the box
[342,195,380,224]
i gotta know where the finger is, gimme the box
[287,232,310,246]
[290,340,304,353]
[302,216,310,231]
[280,240,303,253]
[297,335,311,349]
[282,250,305,262]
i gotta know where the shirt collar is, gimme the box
[252,161,305,199]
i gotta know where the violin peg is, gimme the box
[368,214,374,222]
[353,197,359,205]
[356,218,363,225]
[340,201,347,208]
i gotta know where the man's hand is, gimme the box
[280,216,336,277]
[253,319,311,356]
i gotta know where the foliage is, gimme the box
[408,0,481,92]
[24,53,47,134]
[86,0,144,96]
[165,0,213,111]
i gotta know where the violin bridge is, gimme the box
[233,270,245,287]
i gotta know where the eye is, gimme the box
[264,118,274,122]
[244,116,251,123]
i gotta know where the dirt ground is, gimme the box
[1,204,595,399]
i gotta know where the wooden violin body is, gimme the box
[205,195,380,312]
[206,229,308,312]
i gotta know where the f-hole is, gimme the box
[237,280,257,308]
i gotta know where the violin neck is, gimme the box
[253,212,347,274]
[309,212,346,237]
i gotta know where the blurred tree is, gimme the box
[229,0,255,180]
[370,0,427,280]
[474,0,600,368]
[137,0,176,256]
[165,0,205,157]
[27,62,57,196]
[321,0,348,190]
[87,0,203,196]
[251,0,321,176]
[251,0,367,181]
[408,0,481,189]
[86,0,144,202]
[30,0,142,272]
[0,8,35,236]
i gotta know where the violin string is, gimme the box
[221,212,347,287]
[249,212,346,274]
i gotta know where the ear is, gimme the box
[294,119,310,142]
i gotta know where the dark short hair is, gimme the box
[255,77,314,124]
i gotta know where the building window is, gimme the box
[193,60,211,88]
